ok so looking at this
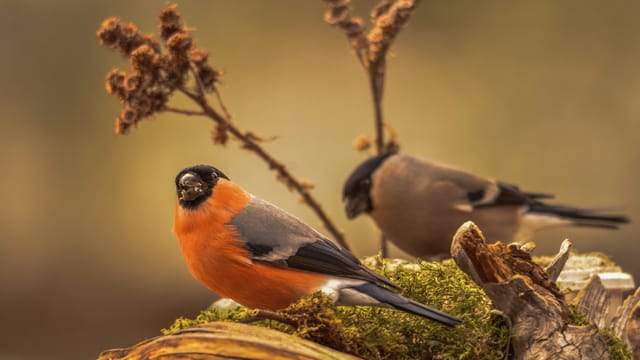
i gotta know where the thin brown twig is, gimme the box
[213,88,232,120]
[239,309,297,327]
[189,63,206,97]
[164,106,205,116]
[179,87,349,250]
[368,62,385,154]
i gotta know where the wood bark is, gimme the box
[97,322,358,360]
[451,221,612,360]
[611,287,640,359]
[573,275,610,329]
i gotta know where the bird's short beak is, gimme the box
[179,173,207,201]
[344,194,369,219]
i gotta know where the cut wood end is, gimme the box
[451,221,493,285]
[452,221,564,301]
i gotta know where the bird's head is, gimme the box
[342,152,395,219]
[175,165,229,209]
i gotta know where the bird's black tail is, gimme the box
[529,202,629,229]
[351,283,461,327]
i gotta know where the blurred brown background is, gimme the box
[1,1,638,359]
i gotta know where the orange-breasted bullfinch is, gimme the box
[173,164,461,327]
[343,153,629,259]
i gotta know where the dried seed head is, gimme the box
[198,64,219,90]
[322,0,367,52]
[300,179,315,191]
[130,44,160,72]
[100,4,223,136]
[324,6,350,25]
[142,34,162,54]
[352,134,372,151]
[371,0,394,20]
[189,49,209,65]
[211,123,228,145]
[115,116,128,135]
[148,89,169,111]
[159,4,183,40]
[115,106,140,135]
[343,17,365,38]
[367,0,418,63]
[124,72,143,93]
[167,32,193,53]
[121,106,139,125]
[118,23,144,55]
[96,17,122,48]
[105,69,127,95]
[131,96,153,116]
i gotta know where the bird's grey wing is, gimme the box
[420,158,553,209]
[470,182,554,209]
[229,196,399,289]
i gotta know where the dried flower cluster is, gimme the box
[322,0,415,158]
[97,4,349,250]
[323,0,367,51]
[367,0,417,64]
[322,0,418,66]
[97,5,220,134]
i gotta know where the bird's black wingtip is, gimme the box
[529,203,630,227]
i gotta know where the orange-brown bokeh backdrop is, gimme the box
[1,1,638,359]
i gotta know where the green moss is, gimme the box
[566,304,590,326]
[565,306,631,359]
[599,328,632,360]
[163,258,510,359]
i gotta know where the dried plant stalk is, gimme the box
[97,4,349,250]
[322,0,417,254]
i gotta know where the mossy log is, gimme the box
[97,322,358,360]
[611,287,640,358]
[451,221,612,359]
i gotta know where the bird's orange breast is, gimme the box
[173,179,327,310]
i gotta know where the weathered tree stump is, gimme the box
[611,287,640,359]
[451,221,612,359]
[97,322,358,360]
[573,275,610,329]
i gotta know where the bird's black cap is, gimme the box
[342,152,395,217]
[175,165,229,209]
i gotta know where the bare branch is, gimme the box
[179,88,349,250]
[98,4,350,251]
[164,106,205,116]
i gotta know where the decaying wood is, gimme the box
[611,287,640,358]
[544,238,572,282]
[451,221,612,360]
[573,275,610,328]
[97,322,358,360]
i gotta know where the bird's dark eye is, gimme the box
[211,171,218,179]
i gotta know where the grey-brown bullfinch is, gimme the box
[343,153,629,258]
[173,164,461,327]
